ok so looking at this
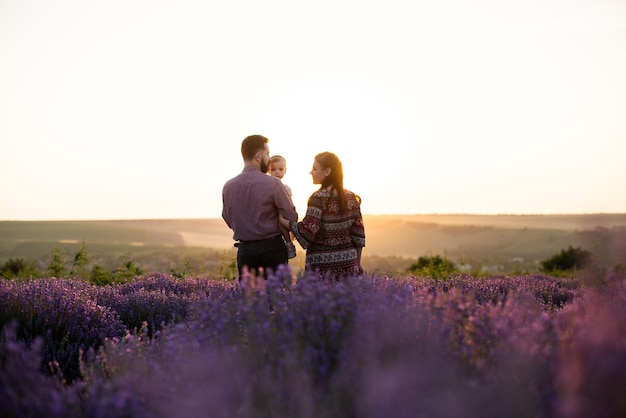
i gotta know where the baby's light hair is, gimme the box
[270,155,287,166]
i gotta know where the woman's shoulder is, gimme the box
[344,188,360,198]
[344,189,362,205]
[310,187,360,202]
[311,188,331,199]
[307,188,331,207]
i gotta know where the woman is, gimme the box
[279,152,365,278]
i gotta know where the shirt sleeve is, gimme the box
[274,180,298,221]
[221,185,232,229]
[350,195,366,247]
[290,193,324,249]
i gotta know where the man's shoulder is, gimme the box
[224,170,281,187]
[256,172,283,186]
[223,174,241,188]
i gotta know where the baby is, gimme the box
[269,155,296,259]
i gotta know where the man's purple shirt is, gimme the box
[222,166,298,241]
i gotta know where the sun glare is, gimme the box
[258,80,414,214]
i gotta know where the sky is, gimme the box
[1,0,625,220]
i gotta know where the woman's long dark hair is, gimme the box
[316,151,347,213]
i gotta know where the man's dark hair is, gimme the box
[241,135,269,160]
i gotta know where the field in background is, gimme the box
[1,214,625,276]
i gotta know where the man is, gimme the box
[222,134,298,282]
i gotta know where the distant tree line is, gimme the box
[1,241,620,286]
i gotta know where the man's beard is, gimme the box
[260,159,269,173]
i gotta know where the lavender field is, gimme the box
[2,267,625,417]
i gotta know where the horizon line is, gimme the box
[2,212,626,222]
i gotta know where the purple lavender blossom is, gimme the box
[1,268,624,417]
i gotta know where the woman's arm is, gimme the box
[281,194,325,250]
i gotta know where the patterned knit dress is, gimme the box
[289,187,366,278]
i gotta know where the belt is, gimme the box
[235,235,282,247]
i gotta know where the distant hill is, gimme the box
[1,214,625,274]
[362,213,626,255]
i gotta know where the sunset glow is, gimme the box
[1,0,625,220]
